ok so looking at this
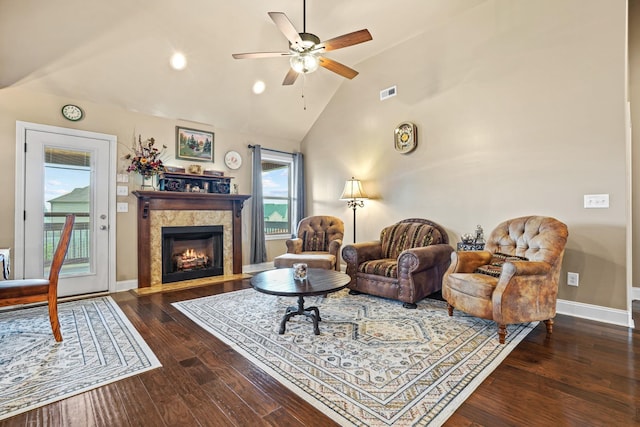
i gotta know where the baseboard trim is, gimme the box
[556,299,631,327]
[114,279,138,293]
[632,287,640,301]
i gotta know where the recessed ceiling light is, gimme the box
[170,52,187,70]
[252,80,266,94]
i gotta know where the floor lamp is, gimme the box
[340,177,368,243]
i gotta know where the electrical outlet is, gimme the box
[116,202,129,213]
[567,272,579,286]
[116,185,129,196]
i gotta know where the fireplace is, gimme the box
[133,191,250,288]
[162,225,223,283]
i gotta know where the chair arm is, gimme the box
[492,261,555,323]
[447,250,493,274]
[398,244,454,273]
[342,241,383,265]
[501,260,552,278]
[285,238,303,254]
[342,241,383,279]
[328,239,343,257]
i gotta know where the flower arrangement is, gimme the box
[124,135,167,176]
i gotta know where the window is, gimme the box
[262,151,295,238]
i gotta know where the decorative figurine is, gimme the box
[461,233,475,244]
[474,225,485,244]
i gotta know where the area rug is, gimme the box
[173,288,536,426]
[0,296,161,420]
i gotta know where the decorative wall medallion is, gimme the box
[394,122,417,154]
[224,150,242,169]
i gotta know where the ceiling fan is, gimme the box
[231,0,372,86]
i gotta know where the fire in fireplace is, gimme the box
[161,225,223,283]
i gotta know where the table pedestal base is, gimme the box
[279,296,321,335]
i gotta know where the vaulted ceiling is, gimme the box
[1,0,484,141]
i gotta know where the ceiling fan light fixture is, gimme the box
[290,52,319,74]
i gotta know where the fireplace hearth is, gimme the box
[162,225,223,283]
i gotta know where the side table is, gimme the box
[456,242,485,251]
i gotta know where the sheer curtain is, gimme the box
[250,145,267,263]
[293,152,305,234]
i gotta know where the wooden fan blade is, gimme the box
[283,68,299,85]
[232,52,291,59]
[268,12,303,48]
[319,29,372,52]
[318,56,359,79]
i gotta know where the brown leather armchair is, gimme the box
[342,218,453,308]
[273,215,344,271]
[443,216,569,344]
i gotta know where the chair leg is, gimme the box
[543,318,554,335]
[348,289,361,295]
[447,304,454,316]
[402,302,417,309]
[498,324,507,344]
[48,296,62,342]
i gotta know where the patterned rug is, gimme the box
[174,288,536,426]
[0,296,161,421]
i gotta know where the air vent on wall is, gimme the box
[380,85,397,101]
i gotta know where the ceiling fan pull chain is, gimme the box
[302,74,307,110]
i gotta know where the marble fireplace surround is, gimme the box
[133,191,250,288]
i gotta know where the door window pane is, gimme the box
[44,147,91,276]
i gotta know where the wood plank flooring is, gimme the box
[2,279,639,426]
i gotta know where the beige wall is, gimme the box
[630,0,640,291]
[0,87,298,282]
[303,0,628,309]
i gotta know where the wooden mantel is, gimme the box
[133,191,251,288]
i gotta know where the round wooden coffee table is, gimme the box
[250,268,351,335]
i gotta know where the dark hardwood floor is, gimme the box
[2,280,639,426]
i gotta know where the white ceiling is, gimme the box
[1,0,484,141]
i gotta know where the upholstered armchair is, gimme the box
[273,216,344,271]
[342,218,454,308]
[443,216,569,344]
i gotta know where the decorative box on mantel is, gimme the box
[133,191,250,288]
[158,171,233,194]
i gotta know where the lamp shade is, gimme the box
[340,177,368,200]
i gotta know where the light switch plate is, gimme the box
[116,202,128,212]
[584,194,609,208]
[116,185,129,196]
[116,174,129,183]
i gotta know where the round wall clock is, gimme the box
[61,104,84,121]
[224,150,242,169]
[394,122,417,154]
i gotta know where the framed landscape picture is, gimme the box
[175,126,214,162]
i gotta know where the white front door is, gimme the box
[15,122,115,297]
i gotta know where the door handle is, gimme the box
[100,225,108,230]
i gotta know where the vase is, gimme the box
[139,174,156,191]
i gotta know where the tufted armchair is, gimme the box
[342,218,454,308]
[273,215,345,271]
[443,216,569,344]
